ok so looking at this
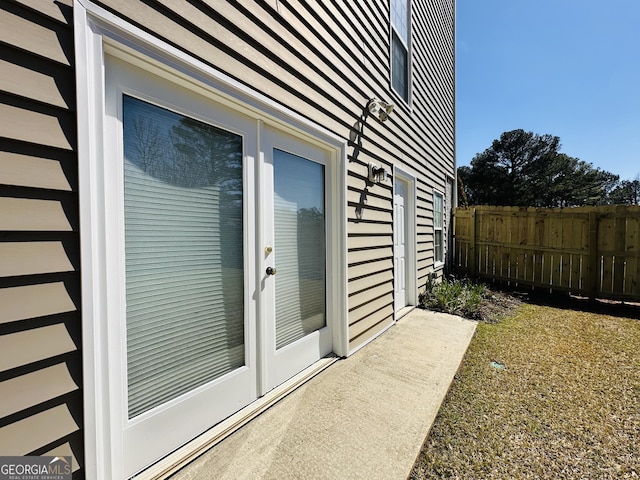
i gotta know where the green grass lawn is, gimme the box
[411,299,640,479]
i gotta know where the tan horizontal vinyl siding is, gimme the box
[348,258,393,280]
[349,310,393,351]
[0,363,78,419]
[347,188,391,211]
[350,292,393,324]
[0,151,73,191]
[349,283,391,308]
[348,270,393,295]
[0,103,73,150]
[348,246,394,265]
[348,218,393,236]
[0,242,75,277]
[0,405,78,456]
[0,197,73,230]
[348,234,393,250]
[0,7,71,66]
[0,0,81,475]
[0,283,76,325]
[11,0,72,25]
[0,59,71,109]
[0,323,76,381]
[97,0,348,133]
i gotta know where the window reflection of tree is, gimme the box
[131,115,168,175]
[123,95,244,416]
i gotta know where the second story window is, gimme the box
[391,0,410,102]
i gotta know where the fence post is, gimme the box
[469,208,477,277]
[587,211,598,299]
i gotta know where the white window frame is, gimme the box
[433,189,445,268]
[444,174,455,270]
[390,0,412,104]
[74,2,348,477]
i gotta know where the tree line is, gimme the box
[458,129,639,207]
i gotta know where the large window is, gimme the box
[434,191,444,264]
[391,0,410,102]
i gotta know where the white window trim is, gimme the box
[389,0,412,106]
[433,188,445,269]
[393,166,418,318]
[74,2,348,478]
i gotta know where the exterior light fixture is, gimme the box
[368,163,388,183]
[368,98,395,122]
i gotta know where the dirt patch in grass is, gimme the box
[474,287,523,324]
[410,299,640,479]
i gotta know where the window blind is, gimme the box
[123,95,244,418]
[273,150,326,350]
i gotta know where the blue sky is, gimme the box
[456,0,640,181]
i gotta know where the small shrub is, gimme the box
[419,275,486,319]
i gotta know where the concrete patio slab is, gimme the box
[170,309,476,480]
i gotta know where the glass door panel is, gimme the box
[273,149,326,349]
[123,95,245,418]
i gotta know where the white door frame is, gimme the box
[75,3,348,477]
[393,167,418,317]
[260,125,334,393]
[394,176,408,312]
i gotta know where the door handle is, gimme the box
[266,266,277,276]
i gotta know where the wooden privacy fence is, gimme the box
[453,205,640,301]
